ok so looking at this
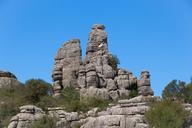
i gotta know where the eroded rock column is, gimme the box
[52,39,82,96]
[138,71,154,96]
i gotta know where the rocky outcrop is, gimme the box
[84,24,108,65]
[8,105,45,128]
[0,71,22,88]
[8,97,192,128]
[81,95,158,128]
[138,71,154,96]
[52,24,154,99]
[7,96,159,128]
[52,39,82,96]
[48,107,80,128]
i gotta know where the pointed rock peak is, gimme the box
[92,24,105,30]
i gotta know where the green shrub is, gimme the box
[79,97,110,112]
[31,116,57,128]
[72,122,83,128]
[58,87,110,112]
[0,102,20,127]
[60,87,80,104]
[145,100,188,128]
[0,79,53,127]
[35,96,57,112]
[0,82,112,127]
[0,84,25,127]
[128,90,138,98]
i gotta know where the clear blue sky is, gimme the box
[0,0,191,96]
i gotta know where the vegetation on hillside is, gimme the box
[31,116,57,128]
[145,100,188,128]
[0,79,54,127]
[0,79,111,127]
[145,78,192,128]
[0,84,26,127]
[1,77,192,127]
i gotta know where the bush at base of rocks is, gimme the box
[145,100,188,128]
[0,84,25,127]
[57,87,111,112]
[30,116,57,128]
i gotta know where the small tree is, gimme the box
[162,80,185,101]
[25,79,52,103]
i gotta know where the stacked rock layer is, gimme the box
[52,24,154,99]
[8,105,45,128]
[52,39,82,96]
[7,96,160,128]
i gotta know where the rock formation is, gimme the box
[138,71,154,96]
[52,24,154,99]
[0,71,22,88]
[7,96,160,128]
[52,39,82,96]
[7,24,192,128]
[81,95,159,128]
[8,105,45,128]
[7,98,192,128]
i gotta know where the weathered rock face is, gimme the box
[81,95,158,128]
[8,105,45,128]
[138,71,154,96]
[84,24,108,65]
[7,96,159,128]
[8,96,192,128]
[48,107,80,128]
[0,71,22,88]
[52,24,154,99]
[52,39,82,96]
